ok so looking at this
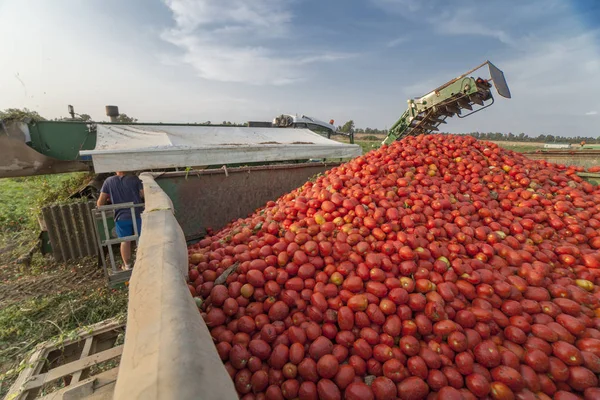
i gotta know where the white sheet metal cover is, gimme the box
[80,125,361,173]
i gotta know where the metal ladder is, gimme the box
[93,202,144,287]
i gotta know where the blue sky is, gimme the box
[0,0,598,136]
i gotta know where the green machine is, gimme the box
[382,61,511,144]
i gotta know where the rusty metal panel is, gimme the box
[524,151,600,169]
[41,201,98,261]
[155,163,338,240]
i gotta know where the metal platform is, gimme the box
[92,203,143,288]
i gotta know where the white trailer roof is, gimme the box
[80,125,361,173]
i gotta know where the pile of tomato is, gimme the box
[187,134,600,400]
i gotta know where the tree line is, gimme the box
[0,108,137,123]
[459,132,600,144]
[336,120,388,135]
[336,120,599,144]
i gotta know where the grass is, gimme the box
[333,138,381,156]
[0,179,34,231]
[0,172,92,271]
[0,172,93,277]
[0,173,90,233]
[358,135,382,141]
[356,140,381,154]
[0,288,128,397]
[0,172,127,397]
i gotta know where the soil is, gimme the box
[0,258,105,307]
[0,236,125,398]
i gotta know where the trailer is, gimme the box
[0,61,533,400]
[7,60,600,400]
[8,159,600,399]
[4,163,343,400]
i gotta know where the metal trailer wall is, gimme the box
[114,164,340,398]
[39,162,337,261]
[524,151,600,169]
[41,201,98,261]
[155,162,339,240]
[114,173,237,400]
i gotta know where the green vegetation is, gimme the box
[354,127,388,135]
[0,289,127,363]
[463,132,597,144]
[0,179,35,232]
[116,113,138,123]
[356,140,380,154]
[0,171,122,397]
[0,108,45,122]
[339,120,355,134]
[0,288,128,396]
[360,135,382,141]
[0,173,90,233]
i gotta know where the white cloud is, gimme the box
[387,36,409,48]
[586,111,598,116]
[161,0,351,85]
[371,0,422,13]
[163,0,291,35]
[371,1,552,46]
[433,10,513,45]
[448,32,600,137]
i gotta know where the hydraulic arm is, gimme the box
[382,61,511,145]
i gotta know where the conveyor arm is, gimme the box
[382,61,511,145]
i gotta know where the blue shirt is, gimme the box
[100,175,144,221]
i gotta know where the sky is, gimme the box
[0,0,598,137]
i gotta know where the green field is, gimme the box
[0,172,128,396]
[356,140,380,154]
[0,172,92,271]
[0,178,39,232]
[0,173,89,232]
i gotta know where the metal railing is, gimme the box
[93,203,144,284]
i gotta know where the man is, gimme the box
[97,171,144,270]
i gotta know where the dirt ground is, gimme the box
[0,235,127,397]
[0,229,109,306]
[0,256,105,306]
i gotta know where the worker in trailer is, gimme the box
[97,171,144,270]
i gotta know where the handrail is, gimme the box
[113,173,237,400]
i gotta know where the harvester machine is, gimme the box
[382,61,511,145]
[0,61,511,179]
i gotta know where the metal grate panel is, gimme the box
[41,201,98,261]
